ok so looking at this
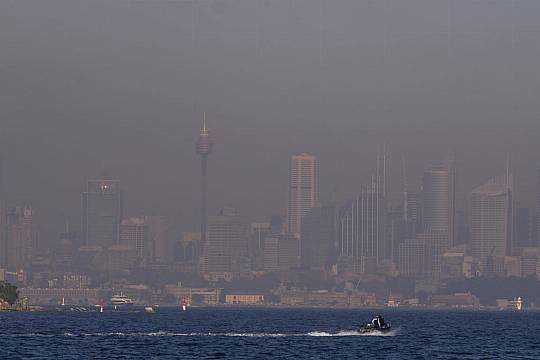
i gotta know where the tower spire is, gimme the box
[196,112,213,245]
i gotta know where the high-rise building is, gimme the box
[196,113,213,245]
[82,177,123,248]
[398,238,426,278]
[337,187,386,275]
[145,215,171,263]
[176,232,202,263]
[300,206,335,270]
[470,175,513,271]
[455,210,469,246]
[404,191,422,237]
[287,153,318,237]
[248,222,271,270]
[515,208,535,249]
[263,233,298,272]
[54,230,78,271]
[418,229,449,276]
[386,206,407,265]
[537,168,540,245]
[422,162,455,244]
[6,206,35,271]
[0,155,6,269]
[203,207,245,280]
[120,217,150,262]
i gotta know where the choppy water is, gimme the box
[0,307,538,359]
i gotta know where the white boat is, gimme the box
[110,293,134,308]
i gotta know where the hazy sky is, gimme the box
[2,0,540,245]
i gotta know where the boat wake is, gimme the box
[307,329,398,337]
[59,329,398,338]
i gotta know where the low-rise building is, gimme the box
[278,290,377,307]
[164,285,222,305]
[19,288,104,305]
[225,294,264,305]
[430,292,479,308]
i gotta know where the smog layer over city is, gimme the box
[1,1,540,359]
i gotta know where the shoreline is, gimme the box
[2,304,539,313]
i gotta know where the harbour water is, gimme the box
[1,307,538,359]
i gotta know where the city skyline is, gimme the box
[2,2,540,358]
[4,1,540,246]
[0,1,539,295]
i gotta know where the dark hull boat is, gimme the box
[357,324,392,334]
[358,315,392,334]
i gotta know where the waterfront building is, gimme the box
[225,294,265,304]
[163,285,221,305]
[430,292,480,308]
[18,287,103,305]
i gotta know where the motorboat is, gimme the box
[357,315,392,334]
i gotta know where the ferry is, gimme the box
[109,293,134,309]
[180,297,190,311]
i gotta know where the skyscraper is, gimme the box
[196,113,213,244]
[0,155,5,268]
[6,206,35,271]
[337,187,386,275]
[470,175,513,271]
[82,177,123,248]
[536,167,540,245]
[422,162,455,244]
[515,208,535,248]
[287,153,318,237]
